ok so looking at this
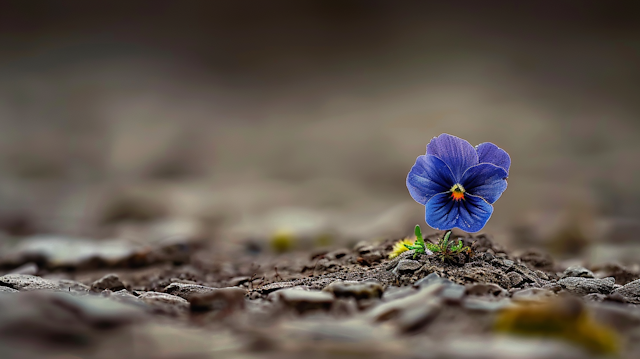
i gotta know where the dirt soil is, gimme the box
[1,232,640,359]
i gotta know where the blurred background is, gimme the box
[0,1,639,262]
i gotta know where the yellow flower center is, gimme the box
[450,183,465,201]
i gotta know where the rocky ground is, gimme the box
[1,231,640,359]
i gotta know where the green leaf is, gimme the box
[426,242,440,252]
[442,230,451,247]
[414,225,424,247]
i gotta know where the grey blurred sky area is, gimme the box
[0,1,639,243]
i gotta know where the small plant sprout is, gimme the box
[402,225,428,258]
[404,225,470,261]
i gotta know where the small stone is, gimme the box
[0,274,88,294]
[535,270,549,281]
[592,263,639,285]
[507,272,524,287]
[138,291,189,310]
[189,287,246,312]
[463,297,512,312]
[511,288,555,301]
[393,259,421,274]
[382,286,416,302]
[557,277,615,296]
[57,292,147,328]
[367,282,444,322]
[57,279,91,294]
[110,289,140,302]
[413,273,453,289]
[0,274,58,291]
[519,249,555,271]
[90,274,125,292]
[254,281,297,295]
[0,286,19,293]
[359,252,383,265]
[561,265,594,279]
[330,298,359,316]
[164,283,220,300]
[276,289,334,314]
[612,279,640,302]
[465,283,508,297]
[322,280,383,300]
[396,297,441,332]
[439,284,466,304]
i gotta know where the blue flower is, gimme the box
[406,133,510,233]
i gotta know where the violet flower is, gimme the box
[406,133,510,232]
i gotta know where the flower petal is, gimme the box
[406,155,456,205]
[426,133,478,181]
[424,192,458,231]
[425,192,493,232]
[460,163,508,204]
[456,194,494,232]
[476,142,511,174]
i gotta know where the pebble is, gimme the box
[330,297,359,317]
[612,279,640,302]
[507,272,524,287]
[557,277,615,296]
[0,274,89,294]
[253,281,297,295]
[91,273,126,292]
[439,284,466,304]
[59,292,147,326]
[535,270,549,281]
[138,291,189,310]
[393,259,422,275]
[413,273,453,289]
[0,286,19,293]
[367,282,444,322]
[109,289,141,303]
[465,283,508,297]
[462,297,513,312]
[0,291,146,338]
[189,287,246,312]
[322,280,384,300]
[164,283,220,300]
[592,263,639,286]
[382,286,416,302]
[0,274,58,291]
[276,289,334,314]
[395,297,441,332]
[511,288,555,301]
[561,265,595,279]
